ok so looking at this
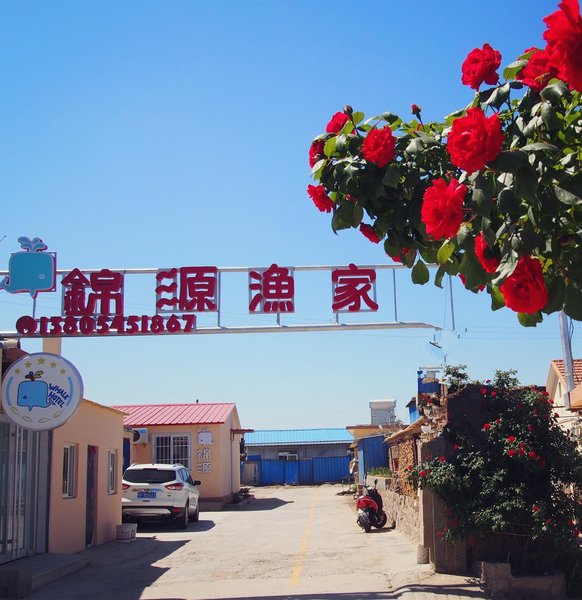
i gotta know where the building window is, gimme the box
[278,451,298,461]
[107,450,117,494]
[153,435,191,469]
[62,444,77,498]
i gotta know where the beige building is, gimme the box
[113,402,244,504]
[49,400,125,553]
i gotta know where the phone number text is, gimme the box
[15,314,197,337]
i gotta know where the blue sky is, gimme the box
[1,0,577,428]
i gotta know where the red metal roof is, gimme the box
[111,403,236,427]
[552,359,582,387]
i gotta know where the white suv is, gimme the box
[122,463,201,529]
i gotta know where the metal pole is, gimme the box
[448,276,456,331]
[560,310,575,410]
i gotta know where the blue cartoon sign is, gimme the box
[0,236,56,298]
[1,353,83,430]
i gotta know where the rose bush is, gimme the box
[307,0,582,326]
[409,370,582,582]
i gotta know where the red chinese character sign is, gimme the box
[156,267,218,313]
[249,264,295,313]
[332,264,378,312]
[1,237,439,338]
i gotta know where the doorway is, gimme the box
[85,445,98,547]
[0,417,48,564]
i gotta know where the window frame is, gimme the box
[62,443,77,499]
[152,433,192,470]
[107,450,117,494]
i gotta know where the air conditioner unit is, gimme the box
[132,428,149,444]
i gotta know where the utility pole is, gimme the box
[559,311,575,410]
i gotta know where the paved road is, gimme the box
[28,485,488,599]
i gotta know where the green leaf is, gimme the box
[411,260,430,285]
[488,151,529,173]
[520,142,558,153]
[503,59,527,81]
[471,175,494,218]
[460,252,486,290]
[434,266,446,289]
[490,286,505,311]
[543,276,566,315]
[456,225,473,250]
[554,185,582,206]
[437,240,456,265]
[540,102,560,131]
[518,311,543,327]
[352,204,363,227]
[352,112,364,125]
[331,200,355,232]
[564,283,582,320]
[540,80,571,105]
[381,112,400,124]
[485,83,511,110]
[492,251,518,286]
[382,165,400,189]
[497,187,520,215]
[324,137,337,158]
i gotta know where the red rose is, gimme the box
[359,223,381,243]
[508,435,516,442]
[419,470,427,477]
[483,423,491,430]
[439,456,446,462]
[309,140,325,168]
[516,47,558,92]
[326,111,350,134]
[361,127,396,168]
[529,451,536,459]
[461,43,502,90]
[411,104,422,115]
[543,0,582,92]
[474,233,500,273]
[533,504,540,512]
[421,178,466,240]
[500,256,548,314]
[447,108,504,173]
[307,184,334,213]
[507,449,516,457]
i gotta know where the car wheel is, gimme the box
[175,502,189,530]
[192,504,200,522]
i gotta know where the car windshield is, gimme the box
[124,469,176,484]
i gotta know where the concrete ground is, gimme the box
[15,485,489,600]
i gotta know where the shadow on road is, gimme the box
[195,580,487,599]
[241,497,294,511]
[135,519,216,534]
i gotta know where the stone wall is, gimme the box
[366,476,420,542]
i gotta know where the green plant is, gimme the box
[367,466,392,478]
[408,382,582,578]
[308,0,582,326]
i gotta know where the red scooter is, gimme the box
[356,479,388,533]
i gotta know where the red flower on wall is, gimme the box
[543,0,582,92]
[421,178,466,240]
[359,223,381,243]
[307,184,334,213]
[461,43,502,89]
[447,108,504,174]
[309,140,325,168]
[361,127,397,168]
[516,47,558,92]
[474,233,500,273]
[500,256,548,314]
[326,111,350,134]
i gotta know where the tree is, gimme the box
[308,0,582,327]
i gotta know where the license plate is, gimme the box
[137,491,156,499]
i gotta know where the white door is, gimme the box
[0,417,42,564]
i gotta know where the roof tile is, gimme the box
[112,403,235,427]
[245,428,353,446]
[552,359,582,387]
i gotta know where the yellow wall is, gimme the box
[130,410,241,502]
[49,400,124,553]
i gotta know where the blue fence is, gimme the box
[243,456,350,486]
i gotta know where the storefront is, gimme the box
[0,412,50,564]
